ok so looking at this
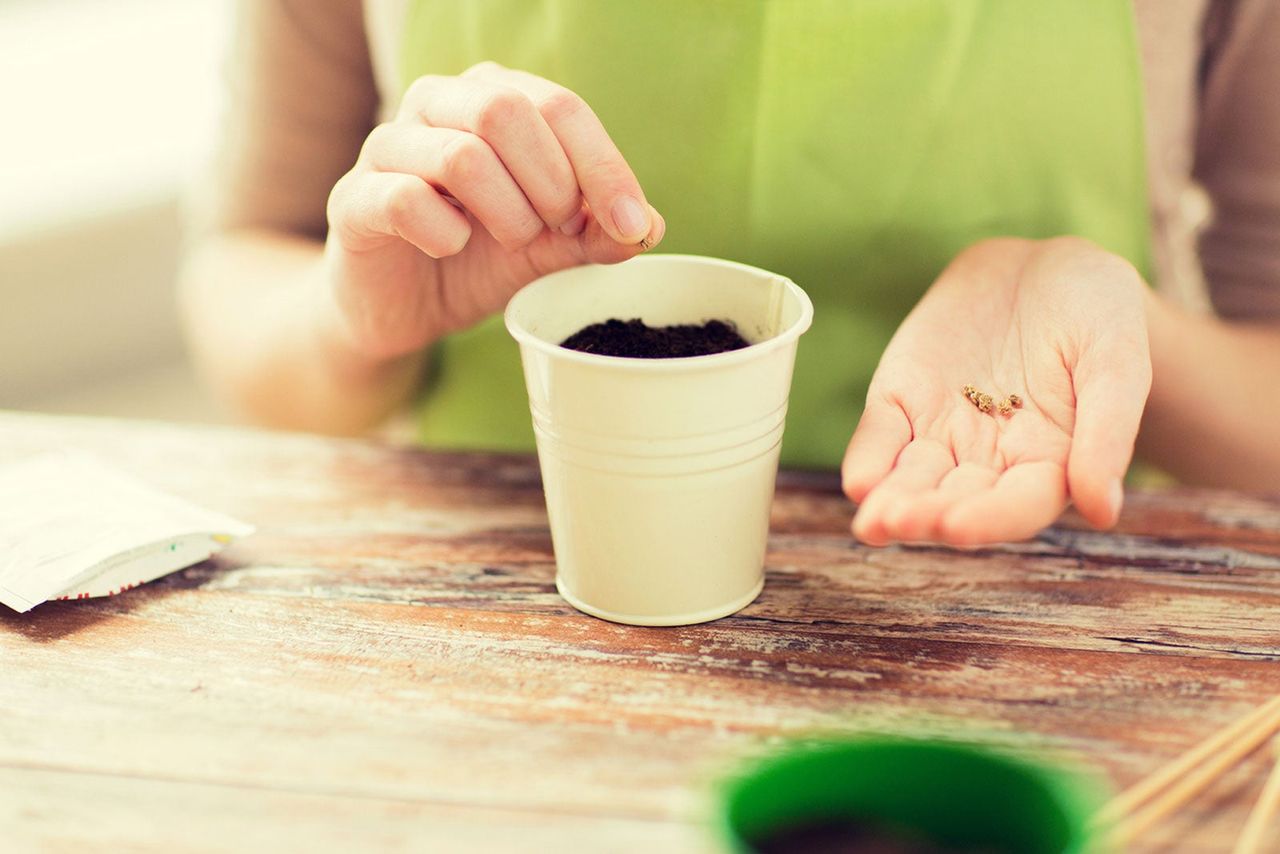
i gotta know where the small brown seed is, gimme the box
[1008,393,1023,408]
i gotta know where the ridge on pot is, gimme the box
[505,254,813,626]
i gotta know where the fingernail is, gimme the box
[559,209,587,237]
[611,195,649,240]
[1109,478,1124,518]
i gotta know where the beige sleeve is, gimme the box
[1194,0,1280,319]
[196,0,379,240]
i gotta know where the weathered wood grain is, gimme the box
[2,412,1279,852]
[0,767,698,854]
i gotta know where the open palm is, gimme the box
[842,237,1151,546]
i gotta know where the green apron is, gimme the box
[399,1,1152,469]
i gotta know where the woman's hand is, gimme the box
[323,62,665,361]
[842,237,1151,546]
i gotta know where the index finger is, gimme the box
[842,398,913,503]
[465,62,654,245]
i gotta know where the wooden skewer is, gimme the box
[1101,696,1280,848]
[1094,695,1280,827]
[1233,736,1280,854]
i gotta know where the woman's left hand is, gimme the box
[842,237,1151,546]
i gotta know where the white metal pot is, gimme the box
[505,254,814,626]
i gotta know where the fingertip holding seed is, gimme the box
[638,205,665,251]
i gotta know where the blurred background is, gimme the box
[0,0,228,423]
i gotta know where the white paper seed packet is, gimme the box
[0,452,254,613]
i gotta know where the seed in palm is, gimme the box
[963,384,1024,417]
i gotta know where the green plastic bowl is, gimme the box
[718,737,1105,853]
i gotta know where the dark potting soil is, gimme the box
[559,318,750,358]
[748,818,1002,854]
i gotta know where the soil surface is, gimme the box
[559,318,750,358]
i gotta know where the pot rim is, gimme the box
[503,253,815,373]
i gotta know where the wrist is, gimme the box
[1140,286,1211,418]
[309,256,430,388]
[1140,284,1167,366]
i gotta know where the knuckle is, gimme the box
[548,192,582,226]
[463,60,505,78]
[440,134,491,185]
[325,175,354,226]
[511,219,546,248]
[403,77,428,104]
[1046,234,1095,253]
[535,86,587,124]
[328,170,382,229]
[438,225,471,257]
[402,75,442,112]
[1049,235,1139,280]
[473,88,533,137]
[967,236,1026,257]
[360,122,397,158]
[327,169,356,204]
[384,180,423,229]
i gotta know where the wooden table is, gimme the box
[2,412,1278,852]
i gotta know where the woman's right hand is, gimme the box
[323,62,665,361]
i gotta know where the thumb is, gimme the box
[515,203,664,278]
[576,202,665,266]
[1067,338,1152,528]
